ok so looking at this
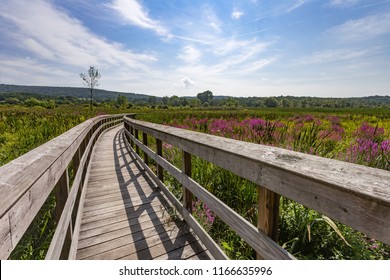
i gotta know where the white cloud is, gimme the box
[0,0,157,70]
[286,0,307,13]
[295,48,377,65]
[328,0,359,8]
[108,0,169,36]
[177,46,202,64]
[241,57,277,72]
[202,5,223,33]
[0,57,75,86]
[232,8,244,19]
[327,13,390,41]
[181,77,195,88]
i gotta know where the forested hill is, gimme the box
[0,83,389,108]
[0,84,150,100]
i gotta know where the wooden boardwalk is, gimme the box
[76,125,212,260]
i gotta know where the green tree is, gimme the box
[264,97,278,108]
[169,95,181,107]
[24,97,42,107]
[162,96,169,105]
[147,96,157,105]
[80,66,101,110]
[197,90,213,104]
[188,98,201,107]
[117,95,128,108]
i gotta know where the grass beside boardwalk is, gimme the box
[1,105,389,259]
[136,107,390,260]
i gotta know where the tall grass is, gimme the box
[138,108,390,259]
[2,105,389,259]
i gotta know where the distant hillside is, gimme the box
[0,84,152,101]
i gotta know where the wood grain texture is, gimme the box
[122,132,227,260]
[126,128,292,259]
[75,126,212,260]
[0,114,126,259]
[124,117,390,245]
[257,186,280,259]
[46,119,123,259]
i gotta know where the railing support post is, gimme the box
[156,139,164,182]
[130,126,134,148]
[257,186,280,260]
[54,169,72,259]
[135,129,139,154]
[142,132,148,165]
[182,151,193,213]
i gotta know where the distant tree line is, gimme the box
[0,87,389,109]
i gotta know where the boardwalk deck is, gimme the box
[76,125,212,260]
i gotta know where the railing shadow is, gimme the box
[112,128,209,259]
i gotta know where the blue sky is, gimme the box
[0,0,390,97]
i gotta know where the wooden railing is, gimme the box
[0,114,132,260]
[1,114,389,260]
[123,117,390,260]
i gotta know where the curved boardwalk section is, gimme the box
[76,125,212,260]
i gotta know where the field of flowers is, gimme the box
[138,109,390,259]
[0,105,130,259]
[1,105,389,259]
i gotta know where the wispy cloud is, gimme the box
[232,8,244,19]
[107,0,169,36]
[202,5,223,33]
[240,57,278,72]
[0,0,157,69]
[177,46,202,64]
[0,0,160,90]
[328,0,359,8]
[285,0,307,13]
[294,48,379,64]
[327,13,390,41]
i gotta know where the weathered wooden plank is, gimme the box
[118,230,200,260]
[83,187,156,203]
[0,114,126,258]
[79,208,166,240]
[82,189,160,211]
[156,139,164,182]
[182,151,193,213]
[79,199,165,225]
[142,132,149,165]
[0,214,12,259]
[46,120,102,259]
[153,236,211,260]
[257,186,280,259]
[79,220,186,260]
[78,217,175,252]
[123,131,228,260]
[127,128,293,259]
[54,169,72,259]
[124,117,390,245]
[81,194,160,217]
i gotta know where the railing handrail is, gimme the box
[0,113,132,259]
[123,117,390,258]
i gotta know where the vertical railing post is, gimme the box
[257,186,280,259]
[156,139,164,182]
[182,151,193,213]
[134,129,139,154]
[130,127,134,148]
[55,169,72,259]
[142,132,148,165]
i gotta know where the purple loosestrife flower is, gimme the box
[380,140,390,152]
[328,115,341,125]
[304,115,314,122]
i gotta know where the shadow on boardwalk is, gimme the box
[76,126,211,260]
